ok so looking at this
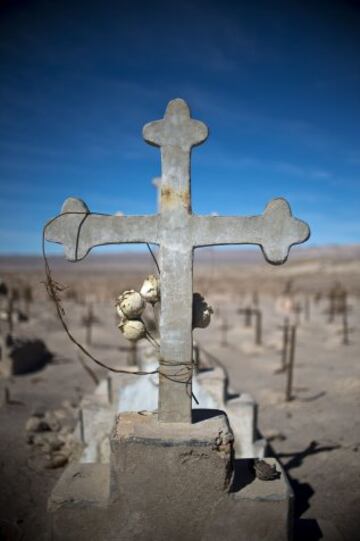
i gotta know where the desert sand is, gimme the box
[0,244,359,540]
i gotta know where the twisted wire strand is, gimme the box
[42,211,158,376]
[42,209,198,405]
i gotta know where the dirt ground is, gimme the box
[0,247,359,541]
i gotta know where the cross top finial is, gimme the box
[143,98,208,150]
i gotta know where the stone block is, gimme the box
[227,393,266,458]
[109,410,234,540]
[76,401,113,463]
[197,366,226,406]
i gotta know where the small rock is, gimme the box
[40,433,64,452]
[62,399,78,410]
[46,453,68,469]
[44,411,61,432]
[59,425,72,436]
[54,408,76,431]
[254,459,280,481]
[52,408,68,421]
[25,417,50,433]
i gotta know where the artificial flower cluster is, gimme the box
[116,275,160,342]
[115,275,213,344]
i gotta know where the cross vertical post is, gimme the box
[143,99,208,422]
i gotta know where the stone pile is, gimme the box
[25,401,82,469]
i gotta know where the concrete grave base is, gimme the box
[75,356,266,464]
[49,411,293,541]
[197,366,266,458]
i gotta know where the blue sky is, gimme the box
[0,0,359,254]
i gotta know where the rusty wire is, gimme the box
[42,211,158,377]
[41,210,198,405]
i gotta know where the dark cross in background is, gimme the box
[293,302,302,326]
[237,306,263,346]
[23,285,33,318]
[285,325,297,402]
[220,316,230,347]
[6,288,19,335]
[237,306,252,327]
[81,304,98,346]
[304,295,311,322]
[276,317,290,374]
[252,290,259,307]
[327,282,346,324]
[253,308,262,346]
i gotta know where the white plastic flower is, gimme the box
[116,290,145,319]
[118,319,146,342]
[140,274,160,304]
[192,293,213,329]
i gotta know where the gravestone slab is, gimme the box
[73,355,266,463]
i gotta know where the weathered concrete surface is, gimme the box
[49,463,110,540]
[76,399,113,463]
[109,411,234,539]
[196,366,266,458]
[203,458,293,541]
[226,392,266,458]
[45,97,310,424]
[49,412,293,541]
[74,360,265,463]
[48,463,110,512]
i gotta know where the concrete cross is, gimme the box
[45,98,310,423]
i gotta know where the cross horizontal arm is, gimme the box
[45,197,159,261]
[192,198,310,264]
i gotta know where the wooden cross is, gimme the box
[220,315,230,347]
[81,304,97,346]
[45,98,310,423]
[253,308,262,346]
[285,325,297,401]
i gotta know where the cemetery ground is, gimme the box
[0,245,359,541]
